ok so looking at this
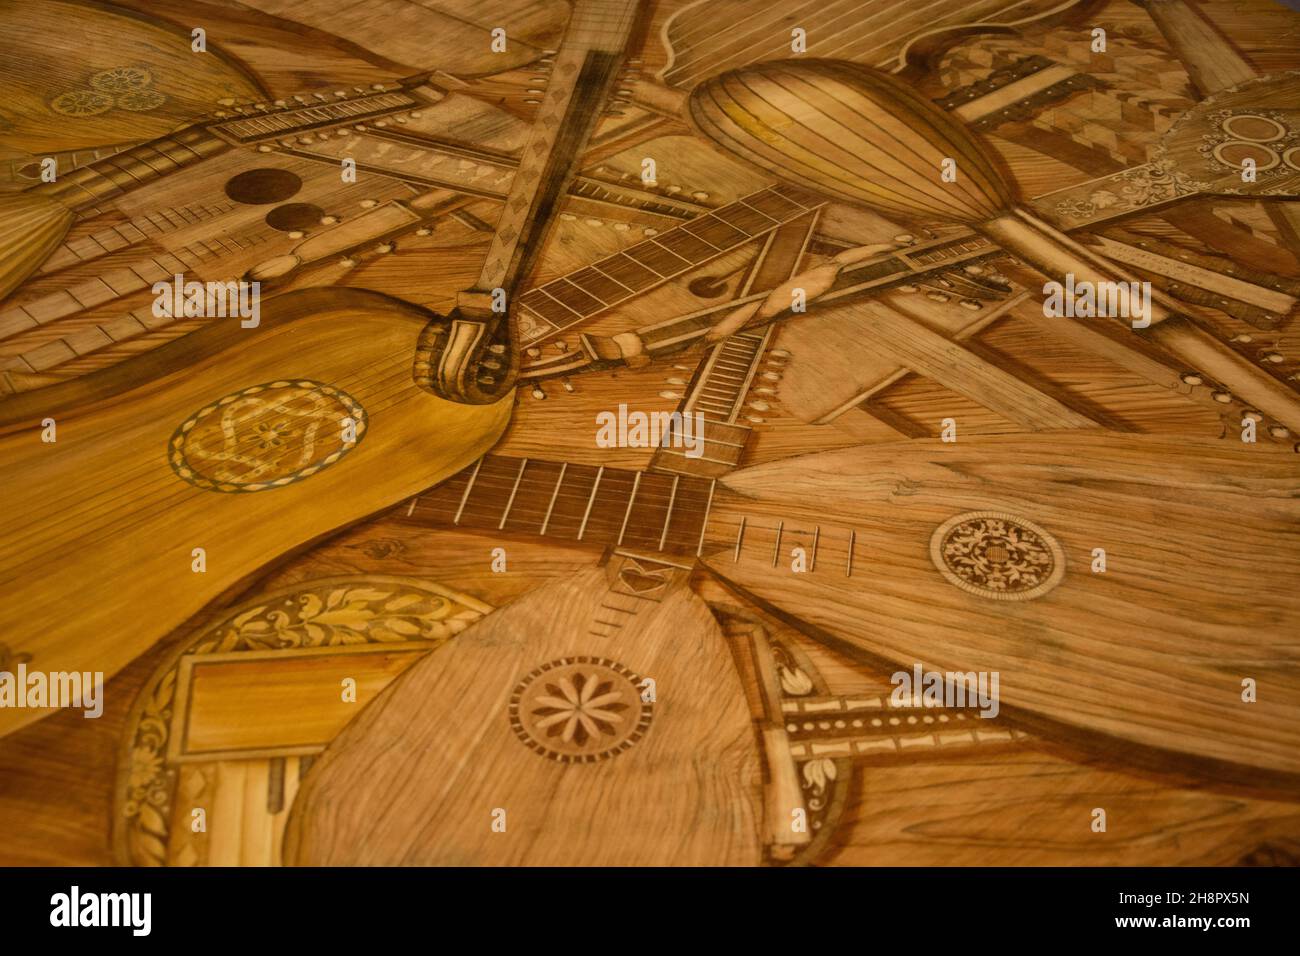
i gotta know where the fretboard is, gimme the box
[401,454,717,557]
[516,183,826,343]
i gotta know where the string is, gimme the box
[0,186,878,576]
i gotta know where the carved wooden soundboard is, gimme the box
[0,0,1298,872]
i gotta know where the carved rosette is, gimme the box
[508,657,653,764]
[930,511,1065,601]
[49,66,168,117]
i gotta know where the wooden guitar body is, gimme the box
[0,288,511,738]
[284,566,763,866]
[702,433,1300,784]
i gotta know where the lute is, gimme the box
[0,0,642,739]
[293,438,1300,805]
[285,433,1300,863]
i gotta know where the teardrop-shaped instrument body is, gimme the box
[687,58,1013,223]
[284,567,763,865]
[702,433,1300,783]
[0,288,511,738]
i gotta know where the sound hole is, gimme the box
[509,657,652,764]
[929,511,1065,602]
[265,203,324,232]
[225,168,302,205]
[168,380,367,493]
[1213,141,1280,172]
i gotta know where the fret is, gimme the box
[571,266,630,301]
[536,463,596,538]
[713,202,776,235]
[771,182,822,207]
[211,91,417,144]
[453,458,483,525]
[659,475,680,551]
[455,456,525,526]
[540,463,568,536]
[697,479,717,556]
[498,458,529,530]
[743,189,804,220]
[578,466,604,540]
[411,456,717,556]
[623,240,687,276]
[543,279,604,314]
[591,253,658,291]
[517,186,827,344]
[519,289,579,325]
[616,472,642,546]
[619,471,689,552]
[681,214,748,249]
[653,227,720,261]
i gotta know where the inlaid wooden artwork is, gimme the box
[1,0,1299,869]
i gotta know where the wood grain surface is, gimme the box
[704,432,1300,782]
[284,567,763,865]
[2,0,1300,870]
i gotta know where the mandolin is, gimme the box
[0,0,643,739]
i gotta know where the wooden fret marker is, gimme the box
[453,458,483,526]
[697,479,716,556]
[540,462,568,536]
[577,465,604,541]
[772,520,783,568]
[658,474,680,551]
[617,472,642,546]
[498,458,529,529]
[846,529,855,577]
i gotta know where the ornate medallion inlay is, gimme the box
[114,577,492,866]
[509,657,652,764]
[169,380,366,493]
[49,66,168,117]
[929,511,1065,602]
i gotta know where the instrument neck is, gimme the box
[401,454,717,559]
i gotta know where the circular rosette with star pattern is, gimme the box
[168,379,367,493]
[509,657,653,764]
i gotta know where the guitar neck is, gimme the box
[516,183,826,343]
[34,85,431,212]
[401,454,718,558]
[470,0,643,300]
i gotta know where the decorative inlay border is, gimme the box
[112,576,491,866]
